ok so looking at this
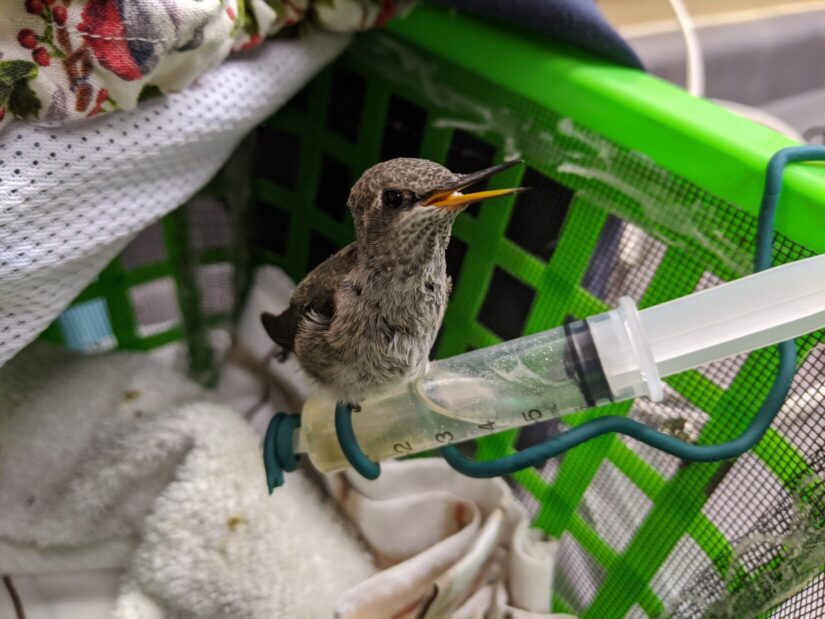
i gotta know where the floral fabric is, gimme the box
[0,0,407,132]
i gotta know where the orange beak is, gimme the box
[422,159,528,210]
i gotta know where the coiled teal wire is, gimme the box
[440,145,825,477]
[335,402,381,479]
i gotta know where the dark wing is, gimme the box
[260,243,358,356]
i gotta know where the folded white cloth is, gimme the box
[216,265,311,435]
[326,460,574,619]
[0,343,375,618]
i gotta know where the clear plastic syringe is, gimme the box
[293,254,825,473]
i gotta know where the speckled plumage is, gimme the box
[261,158,501,405]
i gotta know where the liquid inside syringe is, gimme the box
[298,324,598,473]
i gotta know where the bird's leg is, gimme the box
[223,342,279,419]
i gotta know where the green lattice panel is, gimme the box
[41,182,239,384]
[252,22,825,618]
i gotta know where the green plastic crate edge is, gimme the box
[387,5,825,255]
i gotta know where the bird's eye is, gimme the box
[382,189,404,209]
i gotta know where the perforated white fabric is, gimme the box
[0,30,350,368]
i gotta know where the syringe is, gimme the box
[286,253,825,474]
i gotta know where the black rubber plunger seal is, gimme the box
[563,319,613,407]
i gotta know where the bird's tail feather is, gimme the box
[260,311,294,362]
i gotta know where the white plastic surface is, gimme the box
[640,254,825,377]
[588,299,664,403]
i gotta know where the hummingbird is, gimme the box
[260,157,526,409]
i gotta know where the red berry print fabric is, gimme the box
[0,0,409,132]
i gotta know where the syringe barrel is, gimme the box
[299,321,619,473]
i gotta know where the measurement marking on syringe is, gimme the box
[393,441,413,453]
[522,409,542,422]
[435,431,454,443]
[478,421,496,431]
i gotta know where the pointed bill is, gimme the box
[423,159,528,210]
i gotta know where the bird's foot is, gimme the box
[336,400,362,412]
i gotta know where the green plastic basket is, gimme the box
[45,5,824,617]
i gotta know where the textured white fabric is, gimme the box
[0,342,376,617]
[0,337,565,618]
[0,30,350,368]
[327,460,569,618]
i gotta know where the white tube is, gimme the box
[667,0,705,97]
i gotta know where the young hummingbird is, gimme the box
[260,157,526,409]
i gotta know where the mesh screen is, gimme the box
[248,33,825,617]
[0,32,349,368]
[45,31,825,618]
[40,181,241,385]
[762,572,825,618]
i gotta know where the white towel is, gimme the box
[0,343,375,618]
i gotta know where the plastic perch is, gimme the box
[269,253,823,479]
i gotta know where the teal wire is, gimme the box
[440,145,825,478]
[264,413,284,492]
[264,412,301,493]
[756,146,825,270]
[335,403,381,479]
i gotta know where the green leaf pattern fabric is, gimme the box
[0,59,40,120]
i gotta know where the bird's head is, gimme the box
[348,158,526,265]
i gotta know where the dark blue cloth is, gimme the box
[432,0,644,70]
